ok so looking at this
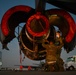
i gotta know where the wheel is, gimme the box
[68,66,75,71]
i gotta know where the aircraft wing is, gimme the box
[46,0,76,15]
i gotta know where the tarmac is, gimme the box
[0,71,76,75]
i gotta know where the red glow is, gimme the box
[26,14,49,37]
[1,5,32,36]
[20,65,23,70]
[35,15,40,19]
[48,9,76,43]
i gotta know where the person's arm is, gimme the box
[56,37,64,48]
[42,39,49,48]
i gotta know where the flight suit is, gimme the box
[42,37,64,71]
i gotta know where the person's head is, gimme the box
[56,31,61,38]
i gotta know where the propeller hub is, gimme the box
[26,13,49,37]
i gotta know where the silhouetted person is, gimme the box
[42,31,64,72]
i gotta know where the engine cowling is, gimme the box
[19,13,51,60]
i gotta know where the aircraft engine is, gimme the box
[1,5,76,60]
[19,13,51,60]
[19,9,76,60]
